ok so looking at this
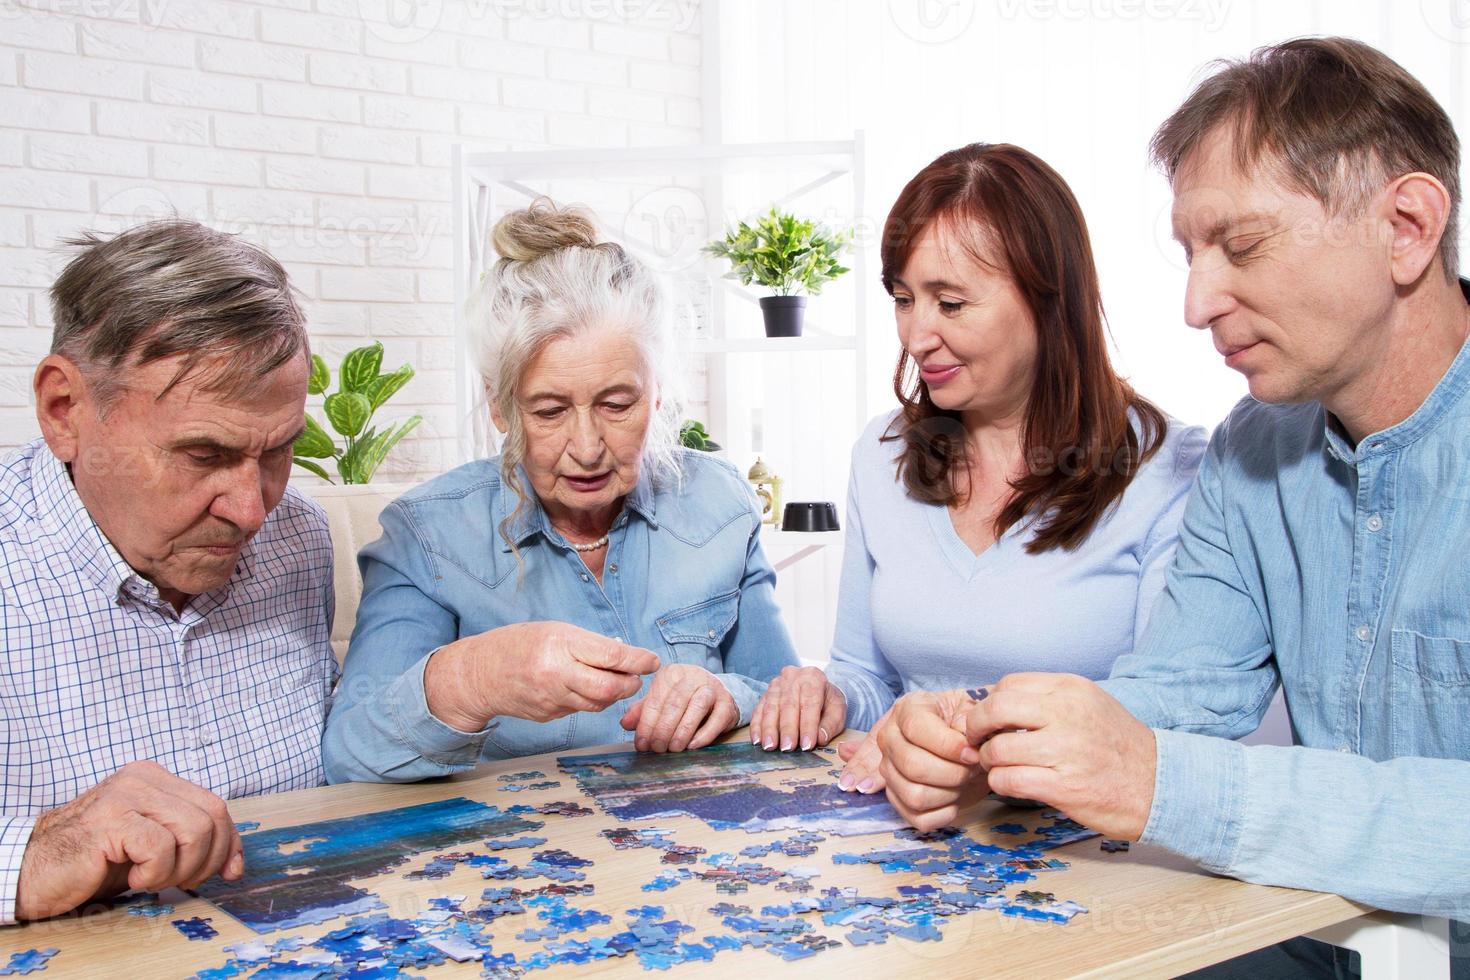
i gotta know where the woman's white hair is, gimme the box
[465,197,684,550]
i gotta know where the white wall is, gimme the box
[717,0,1469,431]
[0,0,704,479]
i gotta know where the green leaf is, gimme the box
[704,207,853,296]
[364,364,414,412]
[324,391,371,438]
[293,413,337,458]
[339,342,383,394]
[292,457,334,483]
[307,353,330,395]
[360,415,421,483]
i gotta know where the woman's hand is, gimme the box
[619,663,739,752]
[835,704,893,793]
[748,665,846,752]
[425,621,660,730]
[876,689,988,831]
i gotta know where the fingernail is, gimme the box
[838,773,854,791]
[750,729,759,744]
[763,738,775,750]
[800,736,814,751]
[857,777,878,793]
[817,728,829,744]
[961,747,981,765]
[780,736,793,751]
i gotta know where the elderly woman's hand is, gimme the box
[619,663,739,753]
[425,621,660,731]
[749,665,846,752]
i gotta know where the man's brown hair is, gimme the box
[1150,36,1461,278]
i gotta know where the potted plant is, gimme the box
[679,418,722,452]
[703,207,853,337]
[292,342,423,484]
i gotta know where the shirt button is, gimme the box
[1355,625,1371,642]
[1337,745,1351,753]
[609,564,618,574]
[707,629,717,639]
[1366,514,1383,532]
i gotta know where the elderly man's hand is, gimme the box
[875,690,987,831]
[749,665,846,752]
[15,761,243,921]
[426,621,660,730]
[964,673,1157,840]
[620,663,738,752]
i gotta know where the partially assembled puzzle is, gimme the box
[124,741,1105,977]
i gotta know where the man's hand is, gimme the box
[964,673,1157,840]
[15,761,243,921]
[620,663,739,753]
[749,665,846,752]
[426,622,661,731]
[875,690,986,830]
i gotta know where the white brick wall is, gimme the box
[0,0,705,480]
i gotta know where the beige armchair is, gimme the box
[298,483,416,665]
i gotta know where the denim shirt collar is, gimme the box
[495,465,660,553]
[1323,278,1470,464]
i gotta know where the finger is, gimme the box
[667,687,717,753]
[879,758,960,829]
[976,730,1056,771]
[574,641,660,676]
[992,672,1072,696]
[881,727,977,790]
[836,739,859,763]
[650,680,705,753]
[839,737,884,793]
[128,765,239,885]
[775,673,800,751]
[795,675,825,752]
[749,689,770,746]
[125,784,219,889]
[620,698,645,731]
[965,689,1053,746]
[632,685,666,750]
[689,696,737,750]
[113,814,178,892]
[817,684,846,746]
[895,703,981,766]
[985,764,1060,806]
[565,661,645,710]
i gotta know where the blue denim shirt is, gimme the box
[1102,328,1470,919]
[323,449,798,782]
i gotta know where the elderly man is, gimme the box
[875,35,1470,948]
[0,220,335,923]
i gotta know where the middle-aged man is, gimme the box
[873,35,1470,951]
[0,220,336,925]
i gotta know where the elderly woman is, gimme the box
[323,199,798,781]
[748,143,1206,812]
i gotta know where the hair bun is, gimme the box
[491,198,599,262]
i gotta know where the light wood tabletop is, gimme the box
[0,730,1370,979]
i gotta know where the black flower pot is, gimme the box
[759,295,806,337]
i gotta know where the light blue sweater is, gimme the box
[825,410,1207,731]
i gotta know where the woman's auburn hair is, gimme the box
[880,142,1167,554]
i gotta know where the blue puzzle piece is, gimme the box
[0,949,58,975]
[172,917,218,941]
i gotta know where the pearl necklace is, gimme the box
[567,534,609,553]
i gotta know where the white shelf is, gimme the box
[688,336,857,354]
[761,528,843,547]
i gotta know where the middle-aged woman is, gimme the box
[749,143,1207,794]
[323,199,799,782]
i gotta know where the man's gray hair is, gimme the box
[466,198,684,548]
[49,219,309,410]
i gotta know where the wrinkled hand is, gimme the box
[876,689,987,831]
[964,673,1157,840]
[620,663,738,753]
[749,665,846,752]
[427,621,660,730]
[16,761,243,921]
[835,704,894,794]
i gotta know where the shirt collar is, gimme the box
[1324,277,1470,463]
[495,464,660,553]
[31,440,251,609]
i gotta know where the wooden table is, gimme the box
[0,731,1383,979]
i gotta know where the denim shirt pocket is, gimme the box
[1390,628,1470,760]
[655,589,741,672]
